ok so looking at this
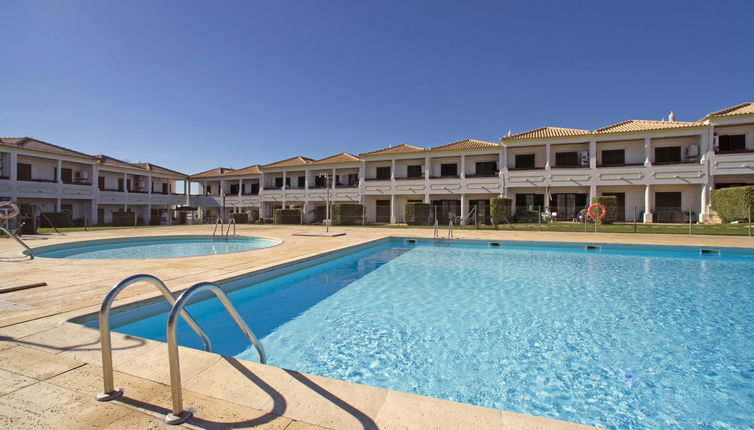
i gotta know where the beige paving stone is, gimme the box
[99,410,179,430]
[115,343,221,386]
[0,368,37,396]
[151,389,292,430]
[374,389,503,429]
[284,421,333,430]
[45,364,170,405]
[501,411,600,429]
[0,381,131,430]
[0,345,84,380]
[0,340,17,352]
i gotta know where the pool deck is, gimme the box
[1,225,751,429]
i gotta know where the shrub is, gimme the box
[274,208,302,224]
[40,212,71,228]
[230,213,249,224]
[712,186,754,222]
[331,203,364,225]
[112,210,144,226]
[490,197,512,227]
[405,202,430,225]
[590,196,619,224]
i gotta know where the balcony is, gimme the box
[550,165,589,169]
[395,176,424,180]
[596,163,644,168]
[464,173,499,178]
[715,148,754,155]
[365,177,391,181]
[17,177,57,183]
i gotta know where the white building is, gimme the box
[0,137,188,226]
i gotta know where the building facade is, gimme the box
[3,102,753,226]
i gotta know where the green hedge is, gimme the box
[712,186,754,222]
[274,208,302,224]
[590,196,619,224]
[405,202,430,225]
[112,210,144,226]
[230,213,250,224]
[490,198,512,226]
[41,212,71,228]
[332,203,364,225]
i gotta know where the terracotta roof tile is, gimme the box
[701,102,754,120]
[430,139,499,151]
[94,154,143,170]
[501,127,591,142]
[262,156,313,169]
[309,152,361,165]
[0,137,97,160]
[133,162,186,177]
[359,144,425,156]
[190,167,235,179]
[227,164,261,176]
[594,119,703,134]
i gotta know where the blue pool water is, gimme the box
[101,240,754,429]
[35,235,280,259]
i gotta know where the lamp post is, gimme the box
[318,173,331,232]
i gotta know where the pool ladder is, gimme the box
[0,225,34,260]
[96,274,267,425]
[211,217,236,241]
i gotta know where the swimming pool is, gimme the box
[35,235,280,259]
[93,239,754,429]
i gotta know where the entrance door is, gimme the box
[601,192,626,221]
[469,200,491,224]
[655,192,682,223]
[375,200,391,223]
[431,200,461,224]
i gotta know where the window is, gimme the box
[515,193,545,210]
[249,183,259,194]
[98,176,105,190]
[601,149,625,166]
[17,163,31,180]
[376,166,391,179]
[376,200,391,223]
[515,154,535,169]
[718,134,746,152]
[475,161,497,176]
[655,146,681,163]
[118,178,124,191]
[314,175,326,187]
[61,168,73,184]
[655,192,682,212]
[163,183,169,194]
[274,177,283,188]
[61,204,73,215]
[555,152,578,167]
[440,163,457,177]
[229,184,239,194]
[126,179,132,191]
[205,184,211,194]
[335,175,340,185]
[407,165,423,178]
[348,173,358,185]
[298,176,306,188]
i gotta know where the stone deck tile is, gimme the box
[0,345,85,380]
[0,368,37,396]
[374,389,503,429]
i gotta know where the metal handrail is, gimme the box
[211,218,224,240]
[433,219,439,238]
[226,217,236,238]
[448,220,454,238]
[165,281,266,424]
[0,226,34,259]
[96,274,212,402]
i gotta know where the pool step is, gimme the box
[700,248,721,256]
[585,245,602,251]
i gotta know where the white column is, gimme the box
[390,193,396,223]
[460,155,466,179]
[331,168,336,189]
[9,152,18,184]
[147,175,152,194]
[644,137,652,167]
[56,198,61,212]
[147,204,152,224]
[460,193,467,224]
[545,144,551,170]
[589,184,597,201]
[90,201,97,225]
[498,150,505,176]
[643,184,653,223]
[123,173,128,193]
[259,172,266,191]
[56,160,62,184]
[238,179,242,196]
[390,160,396,181]
[282,172,287,190]
[424,156,431,180]
[184,180,190,206]
[589,139,597,169]
[304,170,310,190]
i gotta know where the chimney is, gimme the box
[507,130,512,137]
[668,111,676,122]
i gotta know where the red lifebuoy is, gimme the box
[587,203,607,220]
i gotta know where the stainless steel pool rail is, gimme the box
[96,274,212,402]
[165,282,267,425]
[0,226,34,260]
[433,219,439,238]
[448,220,454,239]
[211,218,224,240]
[212,217,236,240]
[226,217,236,238]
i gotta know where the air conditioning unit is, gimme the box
[579,151,590,166]
[686,144,699,159]
[80,170,89,181]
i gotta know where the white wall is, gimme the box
[596,139,644,165]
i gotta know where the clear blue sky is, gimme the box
[1,0,752,175]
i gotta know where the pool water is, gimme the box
[102,240,754,429]
[35,235,280,259]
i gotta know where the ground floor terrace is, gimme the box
[1,225,752,429]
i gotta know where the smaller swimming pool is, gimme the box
[33,235,280,259]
